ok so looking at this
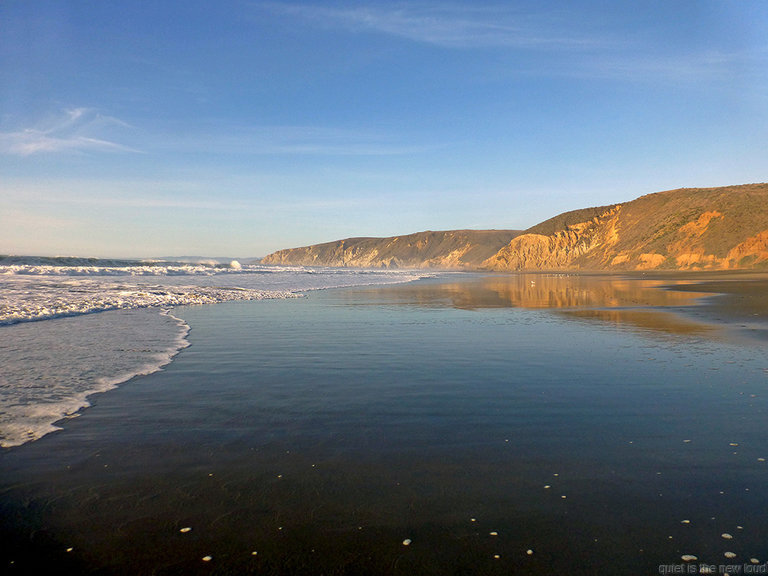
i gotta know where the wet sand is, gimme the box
[648,271,768,341]
[1,273,767,575]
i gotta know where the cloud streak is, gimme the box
[260,2,604,50]
[259,2,768,86]
[169,124,439,157]
[0,108,140,156]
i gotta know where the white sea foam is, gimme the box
[0,308,190,447]
[0,276,297,325]
[0,262,427,325]
[0,258,430,447]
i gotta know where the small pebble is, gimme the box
[544,485,551,489]
[493,554,500,559]
[402,539,412,546]
[526,549,534,555]
[750,558,760,564]
[681,555,698,562]
[202,556,212,562]
[724,552,737,559]
[489,531,498,536]
[722,533,733,539]
[681,520,690,524]
[180,527,192,533]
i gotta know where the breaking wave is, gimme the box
[0,257,431,447]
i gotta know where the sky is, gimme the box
[1,1,767,258]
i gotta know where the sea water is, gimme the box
[1,271,767,574]
[0,257,428,447]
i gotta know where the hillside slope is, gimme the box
[262,184,768,271]
[261,230,521,269]
[484,183,768,271]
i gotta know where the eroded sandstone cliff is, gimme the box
[483,184,768,271]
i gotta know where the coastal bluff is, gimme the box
[262,230,521,269]
[262,183,768,271]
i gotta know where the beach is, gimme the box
[1,272,768,575]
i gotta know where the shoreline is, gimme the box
[648,272,768,341]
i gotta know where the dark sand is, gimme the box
[1,272,767,575]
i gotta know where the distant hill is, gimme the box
[261,230,521,269]
[262,183,768,271]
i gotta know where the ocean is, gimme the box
[0,257,427,448]
[1,260,767,575]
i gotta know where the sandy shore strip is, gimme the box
[648,271,768,340]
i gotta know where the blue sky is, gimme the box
[2,1,767,258]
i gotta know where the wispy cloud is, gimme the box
[200,125,437,156]
[2,178,236,211]
[1,176,370,214]
[258,2,768,87]
[146,122,439,157]
[581,48,767,83]
[260,2,603,50]
[0,108,140,156]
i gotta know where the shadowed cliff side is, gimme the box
[483,183,768,271]
[261,230,522,269]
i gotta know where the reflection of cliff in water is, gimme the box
[473,274,706,309]
[348,274,714,337]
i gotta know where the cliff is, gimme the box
[262,183,768,271]
[261,230,521,269]
[484,183,768,271]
